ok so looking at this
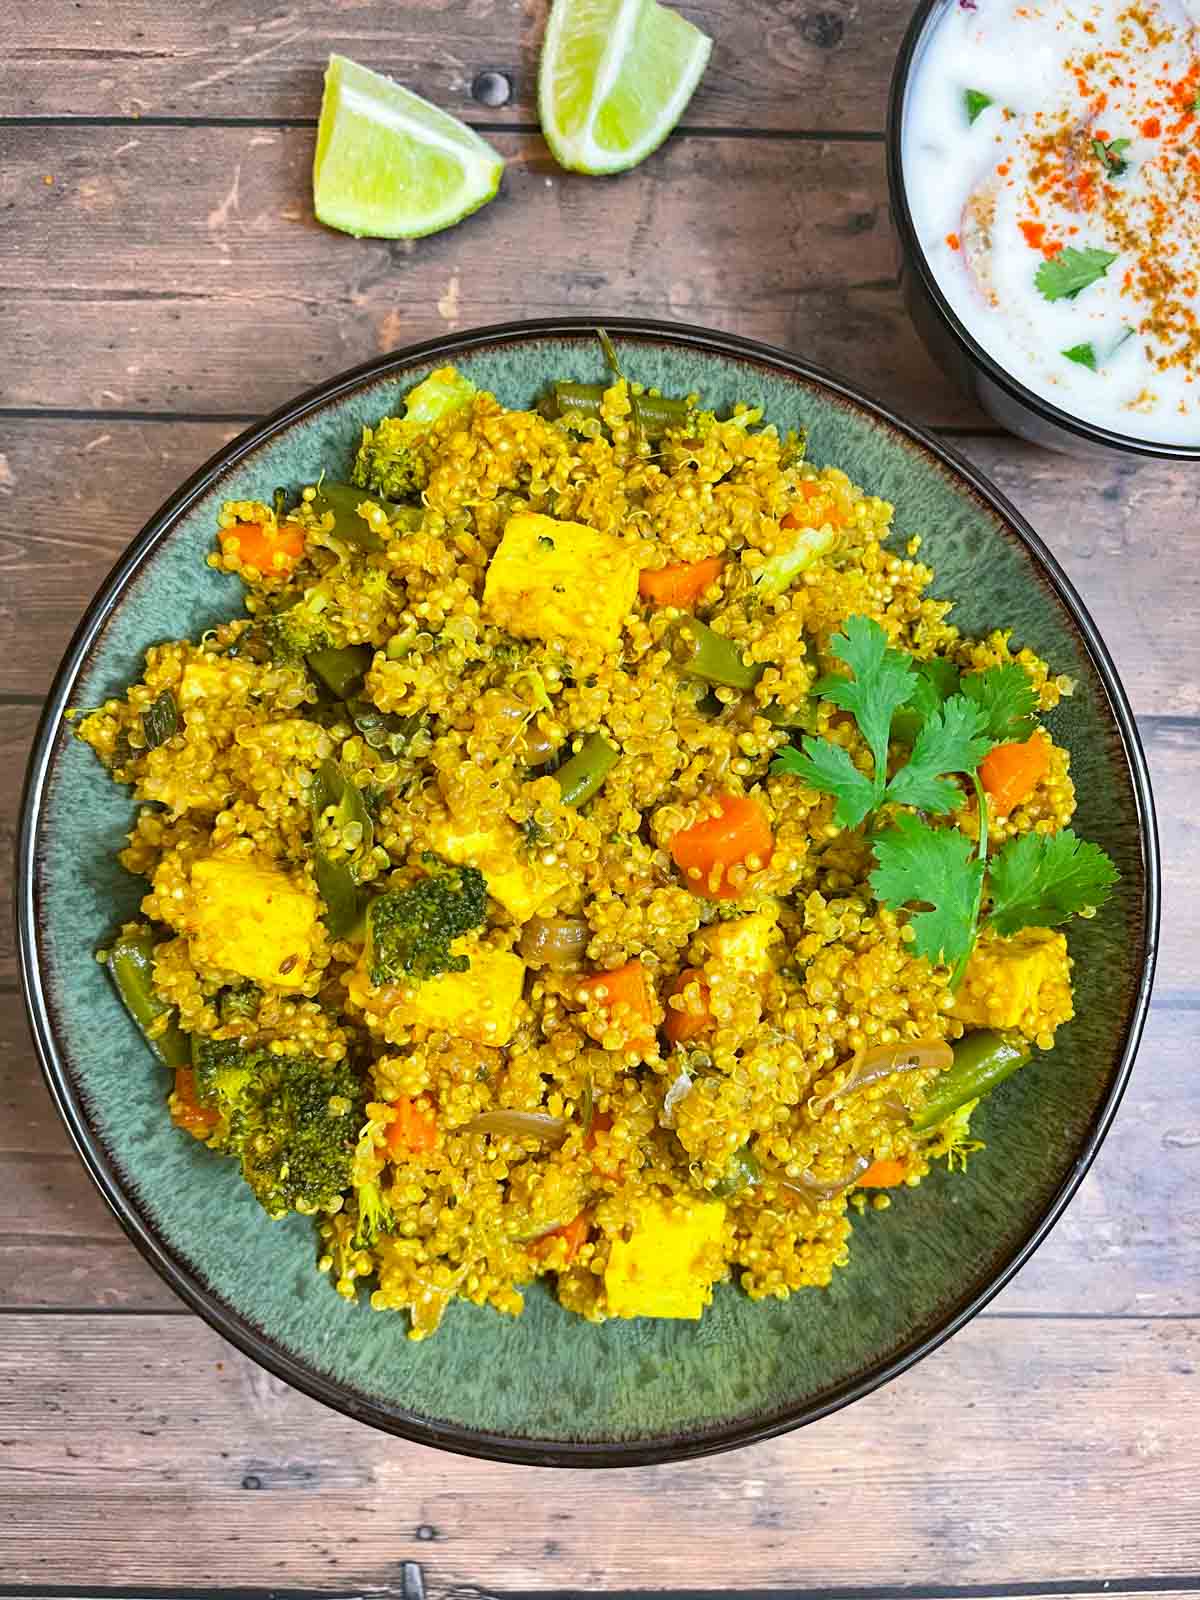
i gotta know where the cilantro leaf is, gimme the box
[870,813,985,969]
[913,656,961,712]
[892,657,961,744]
[770,738,877,829]
[884,695,992,814]
[1092,136,1131,176]
[1035,246,1119,303]
[964,88,993,124]
[1193,91,1200,112]
[1062,341,1098,371]
[814,616,915,803]
[987,829,1119,935]
[960,664,1039,742]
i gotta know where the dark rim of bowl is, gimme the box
[886,0,1200,461]
[16,316,1161,1468]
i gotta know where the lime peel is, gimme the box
[313,54,504,240]
[539,0,713,176]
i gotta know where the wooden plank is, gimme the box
[4,0,908,131]
[3,423,1199,711]
[0,423,244,699]
[2,124,969,424]
[0,1312,1196,1588]
[0,984,1194,1317]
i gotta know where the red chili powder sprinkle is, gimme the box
[1019,220,1048,251]
[946,232,961,251]
[1142,115,1162,137]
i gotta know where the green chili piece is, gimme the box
[555,732,620,808]
[910,1030,1032,1132]
[310,482,420,552]
[672,617,762,691]
[306,644,373,701]
[309,758,373,938]
[543,383,692,439]
[709,1147,762,1199]
[105,926,190,1069]
[141,689,179,751]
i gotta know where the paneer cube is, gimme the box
[604,1197,726,1320]
[364,947,526,1047]
[951,927,1073,1037]
[189,855,318,989]
[430,816,568,922]
[482,512,640,653]
[178,657,244,708]
[695,906,781,975]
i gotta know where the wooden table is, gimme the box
[2,4,1197,1595]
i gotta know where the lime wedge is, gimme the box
[313,55,504,239]
[539,0,712,175]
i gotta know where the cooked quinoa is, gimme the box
[76,362,1110,1339]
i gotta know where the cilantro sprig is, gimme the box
[1035,246,1119,303]
[870,813,986,971]
[770,615,1119,974]
[987,829,1120,935]
[1062,342,1098,371]
[964,88,993,124]
[771,616,1029,826]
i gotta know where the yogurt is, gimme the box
[901,0,1200,444]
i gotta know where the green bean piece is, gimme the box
[344,698,424,756]
[309,758,374,938]
[910,1030,1032,1132]
[141,689,179,751]
[545,383,692,439]
[309,482,420,552]
[555,732,620,808]
[306,644,373,701]
[105,926,190,1069]
[672,618,762,691]
[709,1148,762,1199]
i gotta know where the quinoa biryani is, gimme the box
[75,353,1118,1339]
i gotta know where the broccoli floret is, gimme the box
[352,1177,395,1249]
[219,983,261,1025]
[261,589,335,662]
[351,368,475,501]
[366,863,488,986]
[191,1038,361,1218]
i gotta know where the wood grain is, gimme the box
[0,1311,1197,1588]
[0,987,1195,1317]
[5,0,906,132]
[3,123,970,423]
[3,420,1200,709]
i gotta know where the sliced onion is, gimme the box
[808,1039,953,1117]
[660,1067,693,1128]
[519,915,590,971]
[778,1154,871,1211]
[463,1110,568,1146]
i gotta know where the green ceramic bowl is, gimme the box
[17,320,1158,1467]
